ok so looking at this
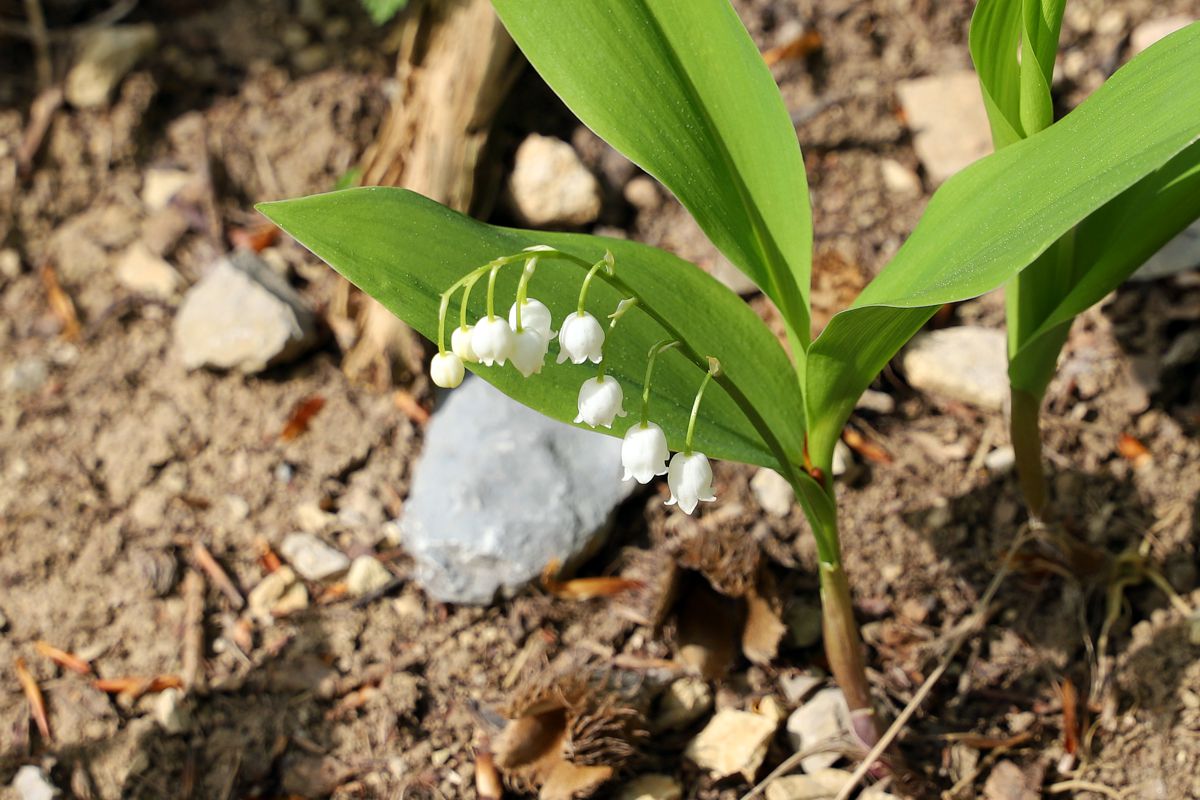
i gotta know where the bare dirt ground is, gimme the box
[2,0,1199,798]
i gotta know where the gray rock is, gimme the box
[11,766,59,800]
[751,468,794,518]
[508,134,602,227]
[1130,15,1192,56]
[401,377,631,603]
[116,242,181,298]
[346,556,393,597]
[902,327,1009,411]
[280,532,350,581]
[65,24,157,109]
[896,71,993,184]
[2,358,48,395]
[984,445,1016,475]
[1131,220,1200,281]
[174,254,318,373]
[786,687,853,773]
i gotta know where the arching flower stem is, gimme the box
[641,339,679,425]
[575,252,612,316]
[684,357,720,454]
[513,257,538,332]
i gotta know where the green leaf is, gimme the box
[1009,139,1200,395]
[969,0,1065,146]
[491,0,814,354]
[804,23,1200,469]
[360,0,408,26]
[258,187,806,475]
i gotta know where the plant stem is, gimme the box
[819,558,878,744]
[1010,386,1048,519]
[641,339,679,424]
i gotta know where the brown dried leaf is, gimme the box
[280,395,326,441]
[34,641,92,676]
[540,560,643,601]
[94,674,184,699]
[842,426,893,465]
[14,657,51,741]
[229,223,281,253]
[40,262,80,341]
[762,30,823,67]
[1116,433,1152,468]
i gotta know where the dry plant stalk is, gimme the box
[14,656,51,741]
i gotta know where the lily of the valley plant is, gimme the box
[262,1,1200,747]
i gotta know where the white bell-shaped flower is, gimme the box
[510,328,550,377]
[451,325,479,363]
[574,376,627,428]
[508,298,557,341]
[665,451,716,514]
[556,311,605,364]
[621,422,670,483]
[471,316,516,366]
[430,352,464,389]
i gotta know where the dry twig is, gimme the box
[14,656,51,741]
[182,569,207,693]
[189,539,244,609]
[34,641,92,675]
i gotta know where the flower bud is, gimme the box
[471,316,516,366]
[574,376,627,428]
[430,352,465,389]
[556,311,605,364]
[508,298,556,341]
[451,325,479,363]
[665,451,716,514]
[621,422,670,483]
[511,328,550,377]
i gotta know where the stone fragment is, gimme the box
[779,670,824,705]
[855,389,895,415]
[346,556,393,597]
[1130,15,1192,55]
[879,158,921,196]
[896,71,993,184]
[116,242,181,297]
[401,377,631,603]
[654,677,713,732]
[174,253,318,373]
[65,24,158,108]
[2,358,48,395]
[508,134,602,227]
[141,168,193,211]
[902,327,1008,411]
[248,567,308,621]
[11,766,59,800]
[831,440,853,478]
[984,445,1016,475]
[765,769,853,800]
[614,774,682,800]
[751,468,794,518]
[684,708,779,781]
[280,532,350,581]
[154,687,191,734]
[983,760,1039,800]
[1132,220,1200,281]
[786,688,853,773]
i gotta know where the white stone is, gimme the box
[346,556,393,597]
[174,254,318,373]
[154,687,191,734]
[65,24,158,108]
[879,158,921,196]
[984,445,1016,475]
[2,358,48,395]
[1131,220,1200,281]
[614,774,682,800]
[684,709,779,781]
[248,567,300,621]
[654,677,713,731]
[902,327,1009,411]
[765,769,853,800]
[751,468,794,517]
[508,134,602,227]
[779,670,825,705]
[280,532,350,581]
[896,71,993,184]
[116,242,181,297]
[1130,16,1192,55]
[831,440,853,478]
[856,389,896,415]
[141,168,194,211]
[786,688,853,773]
[11,766,58,800]
[295,501,336,532]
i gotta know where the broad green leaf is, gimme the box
[1019,0,1064,136]
[491,0,813,355]
[804,23,1200,469]
[258,188,806,475]
[1009,140,1200,395]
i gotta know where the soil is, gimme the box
[2,1,1199,799]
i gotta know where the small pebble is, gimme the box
[346,556,394,597]
[751,468,794,517]
[786,688,853,773]
[855,389,896,415]
[765,769,852,800]
[614,774,682,800]
[508,134,602,227]
[154,687,191,734]
[684,708,779,781]
[280,532,350,581]
[984,445,1016,474]
[654,677,713,731]
[11,766,59,800]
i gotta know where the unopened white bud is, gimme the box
[471,316,516,366]
[508,298,556,341]
[430,352,465,389]
[557,311,605,364]
[451,325,478,363]
[574,376,627,428]
[621,422,670,483]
